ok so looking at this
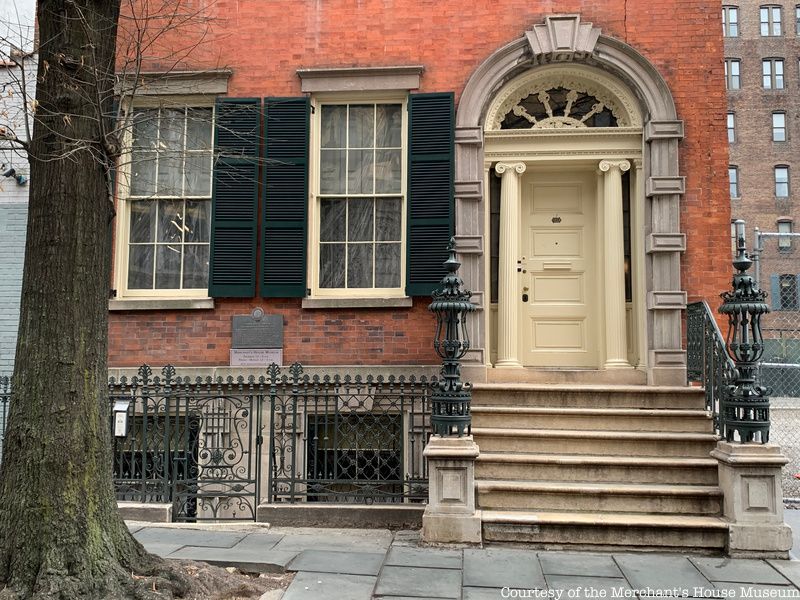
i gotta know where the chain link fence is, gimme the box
[753,229,800,499]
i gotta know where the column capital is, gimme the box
[599,159,631,173]
[494,162,527,176]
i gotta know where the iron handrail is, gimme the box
[686,300,737,435]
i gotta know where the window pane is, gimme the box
[320,244,345,288]
[376,198,402,241]
[128,245,154,289]
[159,109,185,152]
[320,199,346,242]
[348,198,374,242]
[185,108,212,150]
[348,105,374,148]
[347,243,373,288]
[182,244,209,288]
[155,244,182,289]
[348,149,374,194]
[129,201,156,243]
[376,104,402,148]
[375,243,401,288]
[375,149,401,193]
[132,110,158,151]
[130,153,156,196]
[157,152,183,196]
[184,152,212,196]
[320,149,346,194]
[321,105,346,148]
[157,200,185,244]
[184,200,211,243]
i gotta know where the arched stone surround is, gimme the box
[454,15,686,386]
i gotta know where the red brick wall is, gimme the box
[110,0,730,367]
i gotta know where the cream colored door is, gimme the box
[519,170,598,367]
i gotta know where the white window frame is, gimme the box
[778,220,793,249]
[725,59,741,90]
[113,95,216,300]
[772,111,787,141]
[762,58,785,89]
[775,165,790,197]
[307,92,408,299]
[729,166,740,198]
[761,5,782,36]
[723,6,739,36]
[727,112,736,143]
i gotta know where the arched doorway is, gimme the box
[454,15,687,385]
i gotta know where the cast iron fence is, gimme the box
[0,363,434,521]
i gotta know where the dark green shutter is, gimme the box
[771,274,781,310]
[406,92,455,296]
[262,97,310,298]
[209,98,261,297]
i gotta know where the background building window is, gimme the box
[775,165,790,197]
[796,5,800,34]
[725,59,741,89]
[727,112,736,142]
[723,6,740,36]
[763,58,785,89]
[761,5,782,35]
[318,102,404,291]
[779,274,799,309]
[778,220,793,249]
[126,107,213,292]
[729,166,740,198]
[773,112,787,141]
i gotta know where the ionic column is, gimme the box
[599,160,632,369]
[494,162,526,368]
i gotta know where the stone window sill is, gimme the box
[301,297,413,309]
[108,298,215,311]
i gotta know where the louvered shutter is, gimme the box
[771,274,781,310]
[262,97,310,298]
[208,98,261,297]
[406,93,454,296]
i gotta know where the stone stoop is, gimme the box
[471,383,728,552]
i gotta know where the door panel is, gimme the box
[520,171,598,367]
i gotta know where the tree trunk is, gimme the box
[0,2,182,598]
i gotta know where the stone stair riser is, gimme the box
[471,413,712,432]
[477,489,721,515]
[482,523,727,551]
[472,434,716,457]
[471,391,705,410]
[475,461,719,484]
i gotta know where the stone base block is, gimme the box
[422,511,482,544]
[118,501,171,523]
[727,523,792,559]
[256,502,424,529]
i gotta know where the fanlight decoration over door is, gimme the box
[500,87,619,130]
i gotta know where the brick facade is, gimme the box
[109,0,730,368]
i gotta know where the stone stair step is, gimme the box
[471,427,719,457]
[471,406,712,432]
[471,384,706,410]
[475,452,719,484]
[481,509,728,551]
[476,480,722,514]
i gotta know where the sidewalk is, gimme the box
[129,522,800,600]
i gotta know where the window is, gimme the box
[796,5,800,34]
[778,220,793,249]
[727,112,736,143]
[723,6,739,36]
[729,166,740,198]
[763,58,785,89]
[779,274,799,309]
[725,59,741,90]
[123,105,214,295]
[775,166,790,197]
[773,112,787,141]
[761,5,782,35]
[315,101,405,294]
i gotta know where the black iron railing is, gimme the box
[267,363,434,504]
[0,375,9,462]
[687,300,737,434]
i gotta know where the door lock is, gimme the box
[522,293,529,303]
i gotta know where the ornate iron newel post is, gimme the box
[719,220,771,443]
[429,239,477,437]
